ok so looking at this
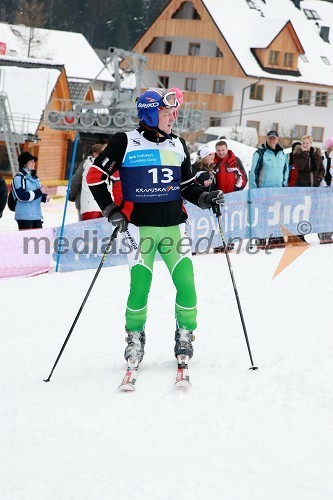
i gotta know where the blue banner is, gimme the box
[53,187,333,272]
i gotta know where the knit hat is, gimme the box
[199,144,216,159]
[18,151,38,166]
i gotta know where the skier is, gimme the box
[87,88,224,386]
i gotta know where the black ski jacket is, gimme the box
[87,124,205,227]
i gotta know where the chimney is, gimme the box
[320,26,330,43]
[290,0,301,9]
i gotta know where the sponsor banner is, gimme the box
[224,187,333,239]
[0,227,54,279]
[53,218,128,272]
[54,187,333,272]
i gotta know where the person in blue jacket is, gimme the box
[12,152,49,230]
[250,130,289,248]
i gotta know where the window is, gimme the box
[164,41,172,54]
[298,89,311,105]
[303,9,320,20]
[249,84,264,100]
[216,47,223,58]
[315,92,328,107]
[321,56,331,65]
[271,123,279,134]
[300,54,309,62]
[275,86,283,103]
[283,52,294,67]
[209,117,222,127]
[192,8,201,20]
[171,2,201,20]
[293,125,308,138]
[189,43,200,56]
[311,127,324,142]
[185,78,197,92]
[212,80,225,94]
[269,50,279,65]
[246,120,260,132]
[158,76,169,88]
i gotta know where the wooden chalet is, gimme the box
[131,0,333,146]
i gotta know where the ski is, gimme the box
[118,357,140,392]
[175,355,191,389]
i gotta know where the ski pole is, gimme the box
[213,202,258,371]
[43,226,119,382]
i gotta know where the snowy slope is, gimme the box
[1,208,333,499]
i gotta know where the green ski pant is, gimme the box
[125,224,197,332]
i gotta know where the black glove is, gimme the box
[198,190,225,210]
[102,202,128,233]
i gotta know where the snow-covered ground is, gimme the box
[0,196,78,232]
[1,199,333,500]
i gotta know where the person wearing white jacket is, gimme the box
[80,143,107,220]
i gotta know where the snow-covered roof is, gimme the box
[203,0,333,86]
[249,19,295,49]
[0,23,113,83]
[0,65,61,135]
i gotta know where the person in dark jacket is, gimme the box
[293,135,325,244]
[318,138,333,244]
[0,174,7,218]
[12,152,49,230]
[287,141,301,187]
[86,88,224,374]
[293,135,325,187]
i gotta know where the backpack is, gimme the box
[7,171,25,211]
[7,190,16,211]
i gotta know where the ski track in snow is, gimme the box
[1,212,333,499]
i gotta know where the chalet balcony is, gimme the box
[145,53,235,78]
[182,91,233,113]
[150,19,215,39]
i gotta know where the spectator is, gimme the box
[0,174,7,218]
[215,140,248,192]
[293,135,325,188]
[80,143,107,220]
[293,135,325,244]
[283,141,303,245]
[69,139,109,221]
[12,152,49,230]
[213,140,248,253]
[250,130,289,249]
[287,141,301,187]
[318,137,333,244]
[194,144,216,191]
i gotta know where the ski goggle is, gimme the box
[161,91,179,108]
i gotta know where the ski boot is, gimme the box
[124,329,146,363]
[174,328,195,360]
